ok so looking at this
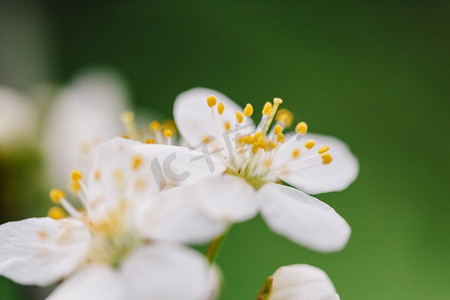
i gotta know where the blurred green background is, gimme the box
[1,0,450,299]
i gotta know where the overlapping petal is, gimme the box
[276,133,359,194]
[258,183,350,252]
[0,217,90,286]
[120,243,211,300]
[47,266,127,300]
[137,186,227,244]
[173,87,255,150]
[195,174,260,223]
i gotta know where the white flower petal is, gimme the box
[0,86,38,149]
[195,174,259,223]
[46,266,127,300]
[133,142,227,188]
[42,70,129,187]
[173,87,255,151]
[137,185,227,244]
[120,243,211,300]
[258,183,350,252]
[0,217,90,286]
[86,137,149,222]
[276,133,359,194]
[270,264,338,300]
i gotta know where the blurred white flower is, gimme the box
[0,138,214,300]
[258,264,340,300]
[42,70,129,188]
[163,87,359,252]
[0,86,38,150]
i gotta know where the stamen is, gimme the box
[94,169,101,180]
[274,125,283,135]
[292,148,300,158]
[163,129,173,138]
[304,140,316,149]
[162,120,177,133]
[224,121,231,131]
[318,146,330,154]
[132,155,143,170]
[121,111,140,140]
[149,121,161,132]
[262,102,272,115]
[71,169,83,182]
[48,207,67,220]
[145,139,155,144]
[217,102,225,115]
[295,121,308,135]
[207,95,217,107]
[276,109,294,127]
[49,189,65,204]
[276,132,285,143]
[262,98,283,134]
[236,111,244,124]
[244,104,254,117]
[322,153,333,164]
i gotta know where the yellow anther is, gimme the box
[236,111,244,124]
[276,133,285,143]
[274,125,283,135]
[70,169,83,182]
[292,148,300,158]
[162,120,177,132]
[149,121,161,131]
[318,146,330,154]
[244,103,254,117]
[48,207,66,220]
[322,153,333,164]
[255,131,263,138]
[262,102,273,115]
[304,140,316,149]
[207,95,217,107]
[121,134,129,139]
[276,109,294,127]
[121,111,140,140]
[252,145,260,154]
[49,189,65,204]
[202,136,212,144]
[163,129,173,138]
[120,111,134,124]
[295,121,308,135]
[94,169,101,180]
[224,121,231,131]
[267,141,277,149]
[217,102,225,115]
[70,180,81,192]
[132,155,143,170]
[145,138,155,144]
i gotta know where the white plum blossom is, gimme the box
[0,138,219,300]
[0,86,38,150]
[258,264,340,300]
[158,87,359,252]
[42,70,129,188]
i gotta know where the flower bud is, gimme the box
[257,264,340,300]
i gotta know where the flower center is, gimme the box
[47,169,142,268]
[204,96,321,188]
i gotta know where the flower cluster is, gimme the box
[0,87,358,299]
